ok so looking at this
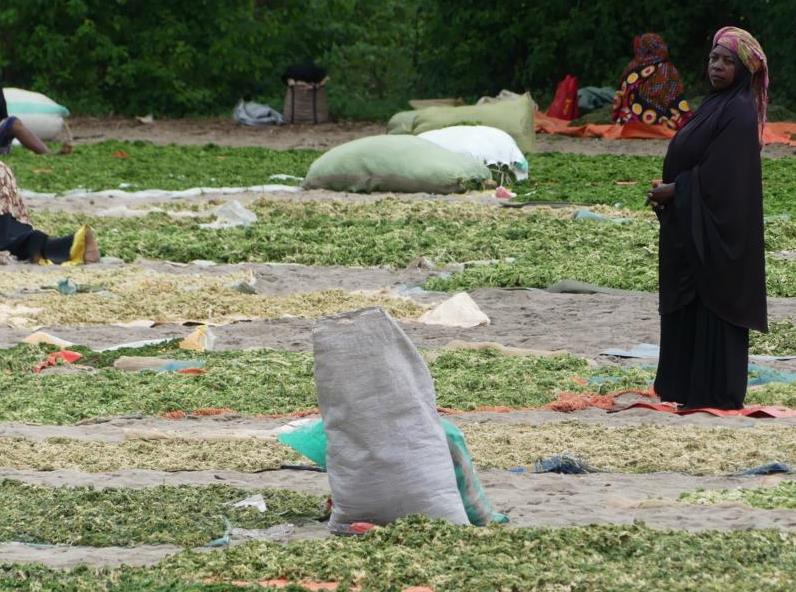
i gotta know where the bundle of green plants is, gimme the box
[3,519,796,591]
[681,480,796,509]
[0,481,327,547]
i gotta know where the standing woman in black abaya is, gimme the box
[646,27,769,410]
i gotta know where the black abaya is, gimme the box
[654,65,767,409]
[0,213,74,263]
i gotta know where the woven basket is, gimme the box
[283,80,329,124]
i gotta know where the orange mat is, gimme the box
[535,112,796,146]
[618,401,796,418]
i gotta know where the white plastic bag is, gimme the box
[233,100,284,126]
[418,125,529,180]
[418,292,490,329]
[199,200,258,230]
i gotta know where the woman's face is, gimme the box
[709,44,736,90]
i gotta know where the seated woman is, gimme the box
[0,161,99,264]
[0,85,50,155]
[612,33,693,130]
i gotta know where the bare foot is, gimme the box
[83,227,100,263]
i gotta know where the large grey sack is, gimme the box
[313,307,469,533]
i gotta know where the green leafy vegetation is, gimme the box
[3,520,796,591]
[1,420,793,475]
[0,267,425,326]
[0,480,327,547]
[2,142,318,193]
[0,438,297,473]
[751,320,796,357]
[462,422,796,474]
[514,153,796,215]
[1,342,794,424]
[0,344,588,423]
[31,199,796,296]
[681,480,796,510]
[7,147,795,217]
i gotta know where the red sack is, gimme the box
[547,75,580,121]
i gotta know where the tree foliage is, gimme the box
[0,0,792,118]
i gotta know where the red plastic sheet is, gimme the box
[618,401,796,418]
[32,350,82,374]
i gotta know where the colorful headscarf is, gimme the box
[627,33,670,72]
[713,26,768,132]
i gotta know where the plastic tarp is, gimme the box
[618,402,796,418]
[536,111,796,146]
[19,184,300,201]
[302,135,490,194]
[233,100,284,126]
[600,342,796,363]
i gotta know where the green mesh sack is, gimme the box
[277,419,327,469]
[410,94,535,153]
[302,135,491,194]
[278,417,508,526]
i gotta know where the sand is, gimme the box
[0,277,793,368]
[67,116,796,159]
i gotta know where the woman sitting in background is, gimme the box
[0,83,50,155]
[612,33,693,130]
[0,161,99,264]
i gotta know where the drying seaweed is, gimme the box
[681,480,796,509]
[0,480,327,547]
[3,519,796,591]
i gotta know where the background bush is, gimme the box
[0,0,793,119]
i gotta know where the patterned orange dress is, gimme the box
[612,33,693,131]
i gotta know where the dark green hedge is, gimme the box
[0,0,793,119]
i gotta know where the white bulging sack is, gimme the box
[418,125,528,181]
[4,88,69,140]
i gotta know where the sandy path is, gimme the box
[3,407,796,444]
[2,286,793,362]
[67,116,796,159]
[0,542,185,569]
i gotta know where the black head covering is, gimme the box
[658,56,767,331]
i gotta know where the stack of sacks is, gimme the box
[387,92,535,153]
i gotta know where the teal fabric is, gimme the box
[278,417,508,526]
